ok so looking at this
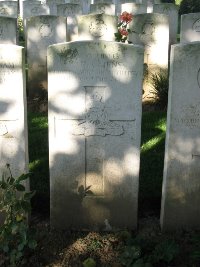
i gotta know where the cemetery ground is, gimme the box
[22,111,200,267]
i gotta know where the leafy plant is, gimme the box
[149,70,169,109]
[82,257,96,267]
[0,164,37,266]
[150,239,179,264]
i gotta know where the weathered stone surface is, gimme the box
[65,0,89,14]
[0,1,18,18]
[0,17,17,44]
[90,3,115,15]
[0,45,28,224]
[26,15,66,100]
[153,3,178,44]
[93,0,113,3]
[57,3,82,41]
[48,41,144,230]
[161,42,200,230]
[78,13,117,41]
[23,2,50,19]
[180,13,200,43]
[46,0,65,15]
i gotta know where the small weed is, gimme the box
[0,164,37,266]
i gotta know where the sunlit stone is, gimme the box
[161,42,200,230]
[90,3,115,15]
[78,13,117,41]
[0,45,28,223]
[48,41,144,230]
[26,15,67,100]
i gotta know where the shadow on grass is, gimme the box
[139,111,167,218]
[28,112,49,217]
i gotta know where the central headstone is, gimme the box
[48,41,144,230]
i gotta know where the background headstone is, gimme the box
[180,13,200,43]
[121,3,147,15]
[90,3,115,15]
[46,0,65,15]
[23,2,50,19]
[153,3,178,45]
[161,42,200,230]
[0,1,18,18]
[0,17,17,44]
[48,40,144,230]
[78,13,117,41]
[57,3,82,41]
[26,15,67,100]
[128,13,169,100]
[65,0,90,14]
[93,0,113,3]
[0,45,28,223]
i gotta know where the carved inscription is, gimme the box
[174,102,200,128]
[0,62,15,83]
[89,15,107,37]
[0,123,8,136]
[197,68,200,88]
[193,19,200,32]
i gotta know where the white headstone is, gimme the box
[57,3,82,41]
[153,4,178,44]
[78,14,117,41]
[26,15,67,99]
[161,42,200,230]
[0,17,17,44]
[48,40,144,230]
[90,3,115,15]
[121,3,147,15]
[128,13,169,99]
[180,13,200,43]
[0,45,28,224]
[46,0,65,15]
[23,2,50,19]
[0,1,18,18]
[128,13,169,63]
[65,0,89,14]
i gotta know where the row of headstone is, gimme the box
[1,40,200,230]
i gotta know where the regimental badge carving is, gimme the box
[0,123,8,136]
[140,22,155,43]
[31,7,40,14]
[0,7,9,15]
[39,23,52,38]
[73,90,124,137]
[192,19,200,32]
[89,15,107,38]
[59,48,78,64]
[73,106,124,137]
[64,7,74,16]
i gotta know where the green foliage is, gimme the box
[149,70,169,110]
[0,164,36,266]
[150,240,179,264]
[179,0,200,15]
[120,235,179,267]
[82,257,96,267]
[190,234,200,262]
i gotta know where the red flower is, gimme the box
[119,11,133,23]
[119,28,128,36]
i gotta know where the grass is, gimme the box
[28,111,167,217]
